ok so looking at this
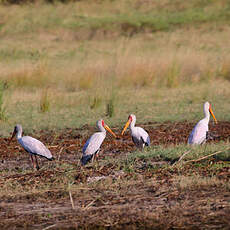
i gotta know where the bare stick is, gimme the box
[57,147,63,162]
[172,150,191,166]
[48,145,59,148]
[69,190,75,210]
[42,224,57,230]
[83,199,96,210]
[184,147,230,164]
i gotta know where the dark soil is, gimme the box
[0,121,230,230]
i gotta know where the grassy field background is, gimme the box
[0,1,230,229]
[0,0,230,136]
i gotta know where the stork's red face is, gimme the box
[209,104,217,124]
[128,115,133,122]
[101,120,105,127]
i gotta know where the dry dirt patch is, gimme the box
[0,121,229,229]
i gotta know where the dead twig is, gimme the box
[184,147,230,164]
[57,147,63,161]
[69,190,75,210]
[172,150,191,166]
[42,224,57,230]
[65,144,76,149]
[82,199,96,210]
[48,145,59,148]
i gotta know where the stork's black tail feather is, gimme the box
[81,155,93,166]
[141,136,150,147]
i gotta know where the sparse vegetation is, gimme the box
[1,128,230,229]
[0,0,229,135]
[0,1,230,228]
[0,1,229,135]
[106,95,115,118]
[0,81,8,121]
[39,89,50,113]
[90,95,102,110]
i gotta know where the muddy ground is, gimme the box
[0,121,230,229]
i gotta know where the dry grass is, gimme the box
[2,62,50,89]
[174,175,230,190]
[40,89,50,113]
[0,1,229,135]
[1,24,230,92]
[0,1,230,92]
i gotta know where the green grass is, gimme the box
[0,81,8,121]
[1,1,230,35]
[110,142,230,171]
[0,80,229,137]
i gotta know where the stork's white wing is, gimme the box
[136,127,150,143]
[188,120,208,144]
[82,132,106,156]
[131,127,150,147]
[19,136,53,159]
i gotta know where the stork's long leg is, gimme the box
[34,155,40,170]
[92,149,100,163]
[95,149,100,158]
[92,154,95,163]
[30,155,36,169]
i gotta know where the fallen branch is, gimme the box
[42,224,57,230]
[184,147,230,164]
[83,199,96,210]
[48,145,59,148]
[69,190,75,210]
[57,147,63,161]
[172,150,191,166]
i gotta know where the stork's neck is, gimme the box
[129,119,136,131]
[16,131,22,139]
[99,126,106,133]
[204,108,210,122]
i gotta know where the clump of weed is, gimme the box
[40,89,50,113]
[166,62,180,88]
[9,64,49,89]
[0,80,8,121]
[219,61,230,81]
[106,95,115,117]
[90,96,102,109]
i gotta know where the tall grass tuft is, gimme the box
[90,96,102,110]
[8,64,49,89]
[219,61,230,81]
[0,81,8,121]
[106,95,115,118]
[40,89,50,113]
[166,62,180,88]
